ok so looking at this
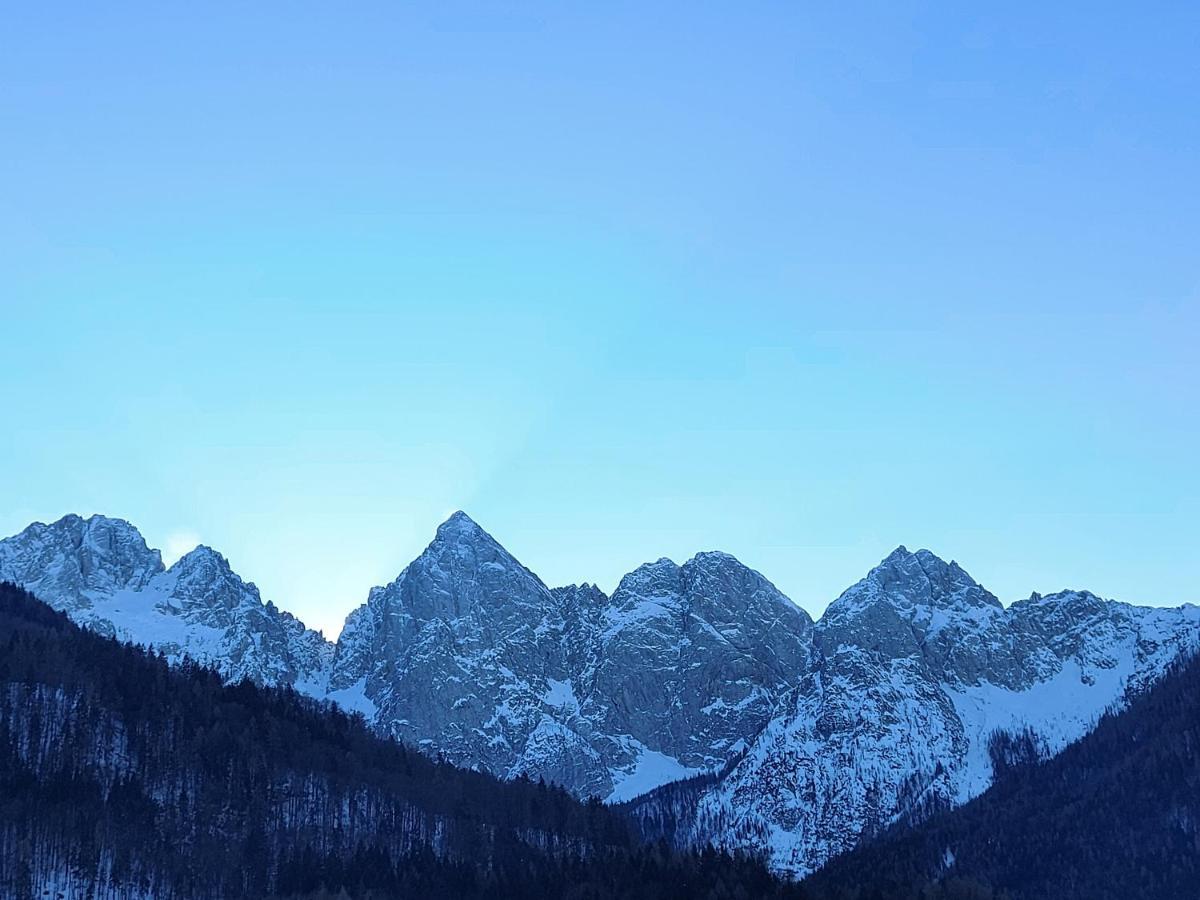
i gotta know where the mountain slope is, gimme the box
[2,513,1197,877]
[0,581,802,900]
[589,552,813,802]
[328,510,607,793]
[330,512,813,801]
[632,548,1199,873]
[0,514,332,687]
[802,648,1200,899]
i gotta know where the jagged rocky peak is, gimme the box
[820,546,1000,630]
[168,543,239,584]
[0,513,163,610]
[1007,588,1139,649]
[1014,587,1107,613]
[612,556,684,601]
[853,545,999,613]
[164,544,266,619]
[1006,588,1200,688]
[815,545,1010,684]
[683,550,815,632]
[602,549,812,651]
[436,508,486,538]
[551,581,608,629]
[0,514,334,690]
[590,548,812,778]
[387,510,554,624]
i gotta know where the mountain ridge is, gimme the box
[2,510,1196,875]
[0,581,802,900]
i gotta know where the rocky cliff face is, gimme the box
[0,515,332,687]
[0,514,162,612]
[665,548,1200,873]
[3,513,1196,876]
[585,552,813,800]
[327,513,810,800]
[327,511,608,793]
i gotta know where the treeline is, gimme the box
[8,575,1194,900]
[617,749,753,850]
[0,582,802,899]
[803,648,1200,900]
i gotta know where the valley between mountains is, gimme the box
[2,511,1196,876]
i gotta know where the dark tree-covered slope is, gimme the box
[0,582,803,900]
[802,648,1200,900]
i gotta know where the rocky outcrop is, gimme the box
[3,514,1196,876]
[658,548,1200,874]
[328,513,809,800]
[0,515,331,688]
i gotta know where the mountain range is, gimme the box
[2,511,1196,875]
[0,581,800,900]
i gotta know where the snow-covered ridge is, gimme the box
[2,513,1196,876]
[666,552,1200,874]
[0,515,332,687]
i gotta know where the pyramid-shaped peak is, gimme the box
[434,510,490,540]
[364,510,553,625]
[410,510,544,581]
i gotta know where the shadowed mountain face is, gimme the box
[644,548,1199,873]
[2,512,1197,874]
[0,582,803,900]
[801,646,1200,900]
[328,514,814,800]
[0,515,331,687]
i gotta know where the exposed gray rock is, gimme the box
[586,552,813,783]
[0,515,331,688]
[4,514,1197,877]
[328,511,607,790]
[664,548,1200,875]
[0,514,161,612]
[329,514,809,800]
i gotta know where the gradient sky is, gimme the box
[2,3,1197,637]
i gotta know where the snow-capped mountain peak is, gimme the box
[840,545,1000,614]
[4,514,1198,878]
[0,514,330,687]
[815,547,1005,679]
[434,508,489,540]
[654,551,1200,875]
[0,514,163,611]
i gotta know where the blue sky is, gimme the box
[2,3,1197,637]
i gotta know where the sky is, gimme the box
[2,3,1197,638]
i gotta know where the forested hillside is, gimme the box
[5,573,1195,900]
[0,582,801,899]
[6,513,1197,876]
[803,647,1200,900]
